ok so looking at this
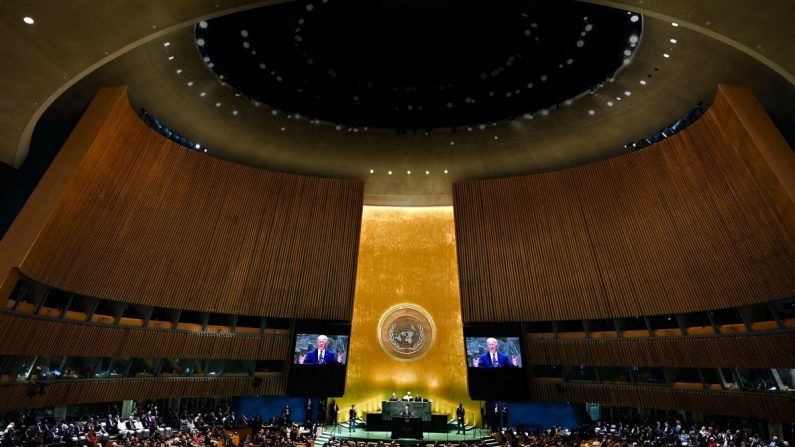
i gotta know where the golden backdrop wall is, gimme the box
[339,206,480,425]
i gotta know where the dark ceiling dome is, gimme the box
[196,0,642,131]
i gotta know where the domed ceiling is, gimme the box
[1,0,794,210]
[195,0,641,131]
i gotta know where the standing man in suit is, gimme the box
[317,400,326,426]
[456,404,466,434]
[491,403,501,432]
[477,338,515,368]
[303,335,338,365]
[305,399,313,424]
[329,400,339,426]
[399,406,413,418]
[348,405,357,433]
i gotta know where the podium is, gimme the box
[381,401,432,421]
[391,417,423,439]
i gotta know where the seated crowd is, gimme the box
[0,404,316,447]
[484,419,790,447]
[2,406,791,447]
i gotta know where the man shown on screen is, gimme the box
[476,338,516,367]
[400,405,413,418]
[303,335,338,365]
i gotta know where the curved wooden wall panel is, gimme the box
[526,332,795,368]
[0,312,290,360]
[529,382,795,422]
[454,86,795,322]
[0,376,284,412]
[19,89,363,320]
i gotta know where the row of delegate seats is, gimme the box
[527,319,795,340]
[5,299,289,336]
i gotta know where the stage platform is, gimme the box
[316,424,494,446]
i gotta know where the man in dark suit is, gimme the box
[477,338,515,368]
[329,400,339,425]
[456,404,466,434]
[303,335,338,365]
[399,406,413,418]
[348,405,357,433]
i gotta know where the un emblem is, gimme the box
[378,304,435,361]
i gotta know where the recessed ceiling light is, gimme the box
[199,92,206,97]
[163,41,171,47]
[232,110,238,115]
[624,91,632,96]
[197,38,205,46]
[629,35,639,44]
[186,81,193,87]
[425,171,430,175]
[606,101,614,107]
[639,80,647,85]
[663,53,670,58]
[369,169,374,174]
[630,15,639,23]
[670,38,678,44]
[23,16,35,25]
[388,171,393,175]
[407,170,411,175]
[671,22,679,27]
[215,102,221,107]
[199,21,208,29]
[168,56,175,61]
[176,69,182,74]
[444,170,448,174]
[195,144,201,149]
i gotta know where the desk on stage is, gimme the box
[391,417,423,439]
[381,401,432,421]
[365,413,447,433]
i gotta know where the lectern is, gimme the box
[391,417,422,439]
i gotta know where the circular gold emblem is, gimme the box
[378,304,435,361]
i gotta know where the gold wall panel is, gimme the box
[340,206,480,425]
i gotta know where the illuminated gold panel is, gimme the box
[340,206,480,425]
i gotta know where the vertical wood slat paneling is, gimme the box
[528,382,795,422]
[525,332,795,368]
[0,376,285,412]
[19,90,363,320]
[0,312,291,360]
[454,88,795,322]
